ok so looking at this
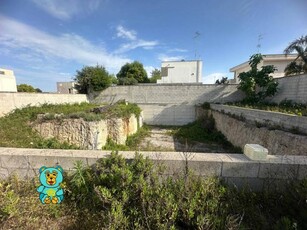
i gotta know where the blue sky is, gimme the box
[0,0,306,92]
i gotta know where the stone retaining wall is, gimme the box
[33,114,142,149]
[1,148,307,191]
[207,105,307,155]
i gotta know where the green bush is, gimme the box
[1,153,307,229]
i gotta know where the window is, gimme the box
[161,67,168,76]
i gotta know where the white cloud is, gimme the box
[144,66,155,77]
[167,48,188,53]
[0,15,130,71]
[114,25,158,53]
[158,54,185,62]
[202,73,232,84]
[116,25,137,41]
[31,0,103,20]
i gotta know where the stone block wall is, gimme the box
[91,84,244,125]
[207,105,307,155]
[33,114,142,149]
[271,74,307,104]
[1,148,307,191]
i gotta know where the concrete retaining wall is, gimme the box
[0,93,89,117]
[208,105,307,156]
[1,148,307,191]
[210,104,307,135]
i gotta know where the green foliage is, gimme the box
[284,35,307,76]
[215,77,229,84]
[238,53,279,104]
[17,84,41,93]
[1,154,307,229]
[227,99,307,117]
[102,125,150,151]
[149,68,161,83]
[201,101,211,109]
[0,102,143,149]
[0,103,97,148]
[74,65,112,93]
[117,61,149,85]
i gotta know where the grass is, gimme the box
[170,118,242,153]
[102,125,151,151]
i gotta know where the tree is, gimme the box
[117,61,149,85]
[74,65,112,93]
[17,84,42,93]
[238,54,278,103]
[149,68,161,83]
[284,35,307,76]
[215,77,229,85]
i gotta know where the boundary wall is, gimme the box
[0,93,89,117]
[271,74,307,104]
[1,148,307,191]
[91,84,244,125]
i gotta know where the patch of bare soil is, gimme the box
[139,127,231,152]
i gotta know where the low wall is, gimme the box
[1,148,307,191]
[210,104,307,135]
[0,93,89,117]
[208,105,307,155]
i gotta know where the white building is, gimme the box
[0,68,17,92]
[57,81,78,94]
[157,60,202,84]
[229,54,297,83]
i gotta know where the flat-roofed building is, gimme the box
[229,54,297,83]
[57,81,78,94]
[157,60,202,84]
[0,68,17,92]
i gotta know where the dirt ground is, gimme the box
[139,127,233,153]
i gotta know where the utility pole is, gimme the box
[193,31,201,60]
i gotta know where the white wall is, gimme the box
[158,60,202,83]
[0,93,89,117]
[0,69,17,92]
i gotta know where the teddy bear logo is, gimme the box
[37,165,64,204]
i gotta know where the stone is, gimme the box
[244,144,268,161]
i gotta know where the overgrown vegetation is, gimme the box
[238,53,279,104]
[1,152,307,229]
[171,117,241,153]
[102,125,150,151]
[0,102,141,149]
[227,99,307,117]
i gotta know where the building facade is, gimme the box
[157,60,202,84]
[57,81,78,94]
[229,54,297,83]
[0,68,17,92]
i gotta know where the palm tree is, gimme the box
[284,35,307,76]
